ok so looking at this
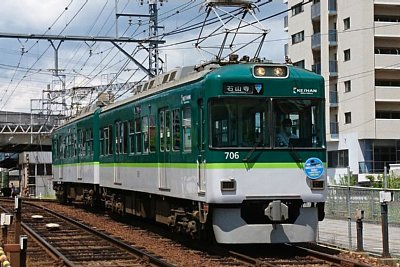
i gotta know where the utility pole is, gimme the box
[148,0,162,75]
[116,0,165,76]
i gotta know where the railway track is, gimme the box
[0,199,381,266]
[226,244,375,267]
[0,200,176,267]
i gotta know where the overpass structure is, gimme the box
[0,111,63,152]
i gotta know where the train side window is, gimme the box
[100,129,104,155]
[129,121,135,154]
[102,128,108,155]
[142,116,149,153]
[165,111,171,151]
[135,118,142,153]
[172,109,181,151]
[122,121,128,154]
[73,133,77,157]
[53,139,58,158]
[183,106,191,151]
[160,111,165,152]
[108,125,113,155]
[86,129,93,155]
[149,115,156,152]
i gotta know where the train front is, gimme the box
[202,63,326,244]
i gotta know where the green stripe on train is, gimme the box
[53,162,321,169]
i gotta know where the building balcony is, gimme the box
[374,0,400,4]
[329,60,338,77]
[283,15,288,31]
[328,30,337,46]
[376,119,400,139]
[311,2,320,21]
[374,21,400,37]
[359,160,398,174]
[284,43,288,57]
[311,33,321,50]
[329,91,338,107]
[312,63,321,74]
[328,0,337,15]
[375,54,400,70]
[330,121,339,139]
[375,85,400,101]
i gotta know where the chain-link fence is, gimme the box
[318,185,400,256]
[325,185,400,223]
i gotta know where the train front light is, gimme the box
[253,65,288,78]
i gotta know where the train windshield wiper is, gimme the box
[243,139,261,164]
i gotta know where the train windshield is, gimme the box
[210,98,325,149]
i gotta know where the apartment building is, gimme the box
[284,0,400,183]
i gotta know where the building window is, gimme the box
[328,150,349,168]
[344,17,350,30]
[292,3,304,16]
[344,49,351,61]
[293,60,305,69]
[344,80,351,92]
[345,112,351,124]
[292,31,304,45]
[376,111,400,119]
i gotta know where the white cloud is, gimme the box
[0,0,288,112]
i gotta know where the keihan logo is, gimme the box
[293,87,318,95]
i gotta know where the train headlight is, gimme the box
[253,65,288,78]
[254,66,266,76]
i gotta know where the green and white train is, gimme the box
[52,59,327,244]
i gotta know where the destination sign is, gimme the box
[223,83,263,95]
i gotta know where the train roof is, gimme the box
[56,60,324,130]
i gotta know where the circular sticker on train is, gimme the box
[304,157,324,179]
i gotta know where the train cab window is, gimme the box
[210,98,269,148]
[273,99,324,148]
[183,106,191,151]
[172,109,181,151]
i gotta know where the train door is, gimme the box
[196,100,206,193]
[158,108,171,190]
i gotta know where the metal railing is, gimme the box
[328,0,337,13]
[311,32,321,49]
[312,63,321,74]
[359,161,399,174]
[329,91,338,105]
[328,30,337,44]
[326,185,400,223]
[311,2,320,20]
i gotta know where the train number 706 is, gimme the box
[225,152,239,160]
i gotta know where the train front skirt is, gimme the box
[212,207,318,243]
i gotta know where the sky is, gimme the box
[0,0,288,114]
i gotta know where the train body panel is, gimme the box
[97,165,204,201]
[206,166,326,204]
[52,62,327,243]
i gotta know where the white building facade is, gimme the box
[284,0,400,183]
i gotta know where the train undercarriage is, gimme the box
[53,182,325,243]
[53,182,211,239]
